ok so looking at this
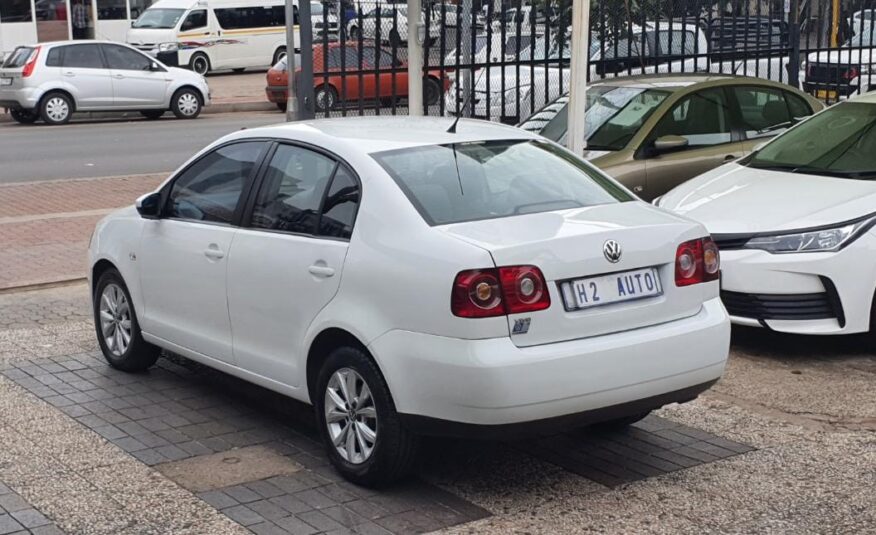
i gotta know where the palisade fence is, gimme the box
[298,0,876,121]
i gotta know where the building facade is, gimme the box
[0,0,157,56]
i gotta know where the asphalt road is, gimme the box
[0,112,285,183]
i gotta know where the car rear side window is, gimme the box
[46,47,64,67]
[166,142,264,224]
[374,140,631,226]
[250,144,338,234]
[61,44,104,69]
[319,166,359,239]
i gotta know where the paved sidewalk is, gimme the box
[0,175,165,290]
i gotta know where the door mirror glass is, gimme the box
[653,135,689,153]
[136,192,162,219]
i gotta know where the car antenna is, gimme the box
[447,68,487,133]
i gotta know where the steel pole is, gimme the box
[567,0,590,155]
[407,0,424,116]
[461,0,472,117]
[285,0,299,121]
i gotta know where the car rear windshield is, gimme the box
[743,102,876,179]
[373,139,633,226]
[2,47,34,68]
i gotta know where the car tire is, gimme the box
[592,411,651,429]
[272,47,287,66]
[39,92,73,125]
[315,346,418,487]
[93,269,160,373]
[140,110,165,120]
[349,26,361,40]
[389,30,402,48]
[171,88,203,119]
[276,101,287,112]
[10,108,39,124]
[423,76,442,106]
[314,84,338,112]
[190,53,210,75]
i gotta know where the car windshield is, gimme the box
[133,8,185,28]
[743,102,876,178]
[373,140,632,226]
[518,87,671,151]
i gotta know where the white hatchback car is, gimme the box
[0,40,210,125]
[88,117,730,485]
[658,96,876,336]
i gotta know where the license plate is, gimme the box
[560,267,662,311]
[0,78,11,86]
[816,89,837,99]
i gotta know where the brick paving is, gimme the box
[0,175,165,290]
[0,483,64,535]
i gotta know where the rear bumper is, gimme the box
[0,87,38,109]
[369,298,729,429]
[265,85,287,104]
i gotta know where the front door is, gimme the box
[644,87,746,198]
[227,144,360,386]
[56,43,113,108]
[101,43,168,107]
[138,141,267,363]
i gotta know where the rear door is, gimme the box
[57,43,114,109]
[101,44,169,108]
[644,87,748,197]
[227,143,359,386]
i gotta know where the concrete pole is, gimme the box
[567,0,590,155]
[285,0,299,121]
[461,0,472,116]
[407,0,424,116]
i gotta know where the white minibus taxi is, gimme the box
[127,0,337,75]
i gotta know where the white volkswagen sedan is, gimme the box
[658,96,876,336]
[88,117,729,485]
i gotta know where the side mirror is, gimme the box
[136,192,161,219]
[653,135,689,153]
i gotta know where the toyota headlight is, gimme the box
[743,217,875,254]
[158,42,179,52]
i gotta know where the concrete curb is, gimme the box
[0,100,276,124]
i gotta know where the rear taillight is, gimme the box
[675,237,720,287]
[843,67,860,80]
[452,265,551,318]
[22,46,40,78]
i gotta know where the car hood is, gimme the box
[659,162,876,234]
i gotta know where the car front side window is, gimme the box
[650,88,732,148]
[165,142,265,224]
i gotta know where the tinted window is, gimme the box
[46,47,63,67]
[651,88,732,147]
[97,0,126,20]
[319,166,359,239]
[375,140,631,226]
[215,6,284,29]
[167,142,264,224]
[785,92,813,119]
[180,9,207,31]
[0,0,33,22]
[360,47,398,68]
[62,45,104,69]
[250,145,337,234]
[103,45,152,70]
[733,86,792,140]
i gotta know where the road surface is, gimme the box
[0,112,284,183]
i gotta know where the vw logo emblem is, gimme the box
[603,240,622,263]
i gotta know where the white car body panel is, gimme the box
[89,117,729,428]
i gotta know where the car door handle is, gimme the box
[204,245,225,260]
[63,71,75,77]
[113,73,124,79]
[308,264,335,278]
[724,154,738,161]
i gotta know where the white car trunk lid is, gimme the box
[440,202,711,347]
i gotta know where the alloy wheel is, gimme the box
[45,97,69,123]
[99,283,132,357]
[324,368,378,464]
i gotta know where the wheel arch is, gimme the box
[91,258,119,294]
[40,88,77,113]
[306,327,376,405]
[173,84,206,104]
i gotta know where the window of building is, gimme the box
[96,0,126,20]
[0,0,33,23]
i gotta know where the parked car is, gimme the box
[801,31,876,101]
[345,4,441,47]
[657,95,876,336]
[449,22,791,125]
[518,74,823,201]
[88,116,730,485]
[265,42,449,112]
[442,30,541,76]
[0,40,210,125]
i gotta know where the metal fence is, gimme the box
[290,0,876,121]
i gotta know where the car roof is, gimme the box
[590,73,788,91]
[233,116,537,155]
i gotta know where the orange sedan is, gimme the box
[266,42,449,112]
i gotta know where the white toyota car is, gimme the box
[658,96,876,336]
[88,117,729,485]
